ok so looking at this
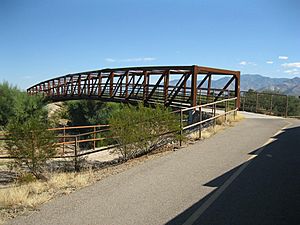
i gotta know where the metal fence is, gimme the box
[240,91,300,117]
[179,97,238,144]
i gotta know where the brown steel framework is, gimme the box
[27,65,240,108]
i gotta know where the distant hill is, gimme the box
[169,74,300,96]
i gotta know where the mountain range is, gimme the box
[170,74,300,96]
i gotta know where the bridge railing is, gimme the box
[179,97,238,144]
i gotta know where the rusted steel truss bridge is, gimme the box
[27,65,240,108]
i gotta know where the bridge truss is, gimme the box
[27,65,240,108]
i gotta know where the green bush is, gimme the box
[5,112,57,180]
[109,103,180,160]
[0,82,20,127]
[64,100,122,126]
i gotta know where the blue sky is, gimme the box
[0,0,299,90]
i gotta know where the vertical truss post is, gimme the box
[125,71,129,98]
[88,74,91,96]
[57,79,60,97]
[183,79,187,97]
[71,76,74,95]
[191,66,198,107]
[78,75,81,95]
[207,74,212,103]
[48,80,51,96]
[164,70,170,104]
[109,72,115,98]
[120,74,123,96]
[143,71,148,101]
[64,76,67,95]
[98,73,102,96]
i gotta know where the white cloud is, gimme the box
[284,68,300,75]
[121,57,156,62]
[266,61,274,64]
[105,57,156,63]
[105,58,116,62]
[239,61,256,66]
[278,56,288,60]
[281,62,300,68]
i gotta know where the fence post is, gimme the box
[255,92,259,113]
[74,136,79,172]
[93,126,96,150]
[199,106,202,139]
[242,94,245,111]
[285,95,289,118]
[270,94,273,115]
[225,100,227,122]
[63,126,65,155]
[234,99,237,120]
[180,110,183,146]
[213,103,216,128]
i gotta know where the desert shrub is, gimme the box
[109,103,180,160]
[5,113,57,180]
[4,93,55,180]
[64,100,122,126]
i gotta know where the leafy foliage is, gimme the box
[0,82,20,127]
[5,111,56,180]
[109,103,180,160]
[0,82,48,127]
[64,100,122,126]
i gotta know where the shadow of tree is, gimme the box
[166,125,300,225]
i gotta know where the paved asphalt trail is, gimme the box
[8,113,299,225]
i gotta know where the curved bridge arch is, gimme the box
[27,65,240,108]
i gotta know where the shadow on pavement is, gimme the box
[166,125,300,225]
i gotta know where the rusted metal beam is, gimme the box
[191,66,198,106]
[164,70,170,104]
[27,65,240,108]
[166,73,191,106]
[109,72,115,97]
[214,76,235,102]
[146,72,165,101]
[143,71,149,101]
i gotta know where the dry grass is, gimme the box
[0,170,95,223]
[188,112,244,141]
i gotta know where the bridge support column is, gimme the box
[235,71,241,109]
[191,66,198,107]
